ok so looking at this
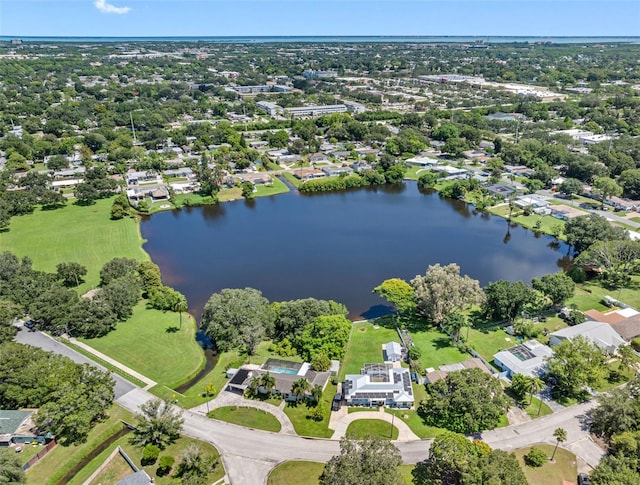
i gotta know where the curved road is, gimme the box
[18,329,604,484]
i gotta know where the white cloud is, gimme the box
[94,0,131,15]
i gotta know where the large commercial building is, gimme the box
[285,104,348,117]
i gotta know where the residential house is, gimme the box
[493,340,553,378]
[322,166,353,177]
[126,170,161,186]
[344,363,414,408]
[0,410,51,447]
[309,153,329,164]
[585,308,640,341]
[235,173,273,186]
[383,342,403,362]
[549,321,626,354]
[292,168,326,181]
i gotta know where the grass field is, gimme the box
[0,197,147,291]
[340,322,399,378]
[254,176,290,197]
[523,397,554,418]
[80,302,205,389]
[515,444,577,485]
[346,419,399,440]
[284,382,336,438]
[266,461,415,485]
[281,172,302,188]
[208,406,282,432]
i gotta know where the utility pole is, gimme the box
[130,112,137,144]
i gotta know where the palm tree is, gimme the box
[443,311,467,344]
[551,428,567,462]
[171,295,188,329]
[260,372,276,395]
[529,376,545,407]
[248,375,261,397]
[291,378,311,402]
[311,384,323,404]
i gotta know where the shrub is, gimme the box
[567,267,586,283]
[307,406,324,422]
[631,338,640,352]
[157,455,175,476]
[524,447,547,467]
[142,444,160,465]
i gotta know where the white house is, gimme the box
[383,342,403,362]
[493,340,553,378]
[344,363,414,408]
[549,321,625,354]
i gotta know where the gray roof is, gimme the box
[0,410,33,435]
[116,471,153,485]
[550,321,626,350]
[493,340,553,377]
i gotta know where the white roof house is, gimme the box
[549,321,625,355]
[344,363,414,408]
[383,342,403,362]
[493,340,553,378]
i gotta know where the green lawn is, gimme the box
[346,419,399,440]
[340,321,399,378]
[267,461,325,485]
[467,326,517,364]
[266,461,415,485]
[569,278,640,311]
[25,405,135,485]
[515,444,577,485]
[0,197,147,291]
[281,172,302,188]
[208,406,281,432]
[80,302,205,389]
[69,434,223,485]
[254,176,290,197]
[284,382,336,438]
[523,397,554,419]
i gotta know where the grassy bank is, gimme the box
[80,302,205,389]
[0,197,147,291]
[514,444,577,485]
[346,419,399,440]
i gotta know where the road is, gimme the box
[20,330,605,484]
[14,327,135,399]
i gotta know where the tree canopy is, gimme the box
[411,263,484,324]
[373,278,416,314]
[320,436,403,485]
[418,368,510,434]
[564,214,628,253]
[201,287,274,355]
[132,398,184,449]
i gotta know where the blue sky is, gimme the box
[1,1,638,37]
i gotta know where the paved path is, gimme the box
[329,407,420,442]
[190,390,297,435]
[66,337,157,390]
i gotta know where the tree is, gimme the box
[201,288,274,355]
[175,444,217,482]
[418,368,510,434]
[101,275,140,321]
[564,214,628,253]
[545,336,607,399]
[466,449,528,485]
[100,257,140,286]
[383,164,406,184]
[311,353,331,372]
[411,263,485,324]
[372,278,416,315]
[417,171,438,190]
[55,262,87,288]
[551,428,567,461]
[589,376,640,439]
[241,181,254,199]
[592,176,622,209]
[311,384,323,403]
[524,447,547,467]
[510,374,533,405]
[291,378,311,402]
[590,454,640,485]
[171,294,188,329]
[575,240,640,288]
[0,448,25,484]
[443,311,467,344]
[132,399,184,449]
[559,178,584,198]
[483,280,537,322]
[260,372,276,395]
[532,272,576,307]
[296,314,351,361]
[272,298,347,341]
[412,431,478,485]
[617,344,638,372]
[320,436,403,485]
[618,168,640,199]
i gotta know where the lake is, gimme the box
[140,181,570,320]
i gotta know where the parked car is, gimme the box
[577,472,589,485]
[24,321,37,332]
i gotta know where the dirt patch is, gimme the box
[358,327,366,332]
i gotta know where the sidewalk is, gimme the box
[329,407,420,442]
[190,390,297,435]
[67,337,157,390]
